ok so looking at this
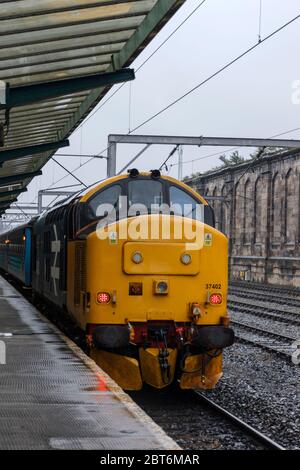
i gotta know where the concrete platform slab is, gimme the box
[0,276,179,450]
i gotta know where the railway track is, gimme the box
[228,298,300,325]
[230,319,296,359]
[131,385,286,450]
[230,280,300,298]
[229,283,300,309]
[194,392,285,450]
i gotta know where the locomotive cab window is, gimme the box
[80,177,214,234]
[128,180,163,213]
[170,186,198,218]
[88,184,122,218]
[169,185,214,227]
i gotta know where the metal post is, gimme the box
[37,190,76,214]
[178,145,183,180]
[37,191,43,215]
[107,142,117,178]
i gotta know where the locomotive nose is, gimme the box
[123,241,200,276]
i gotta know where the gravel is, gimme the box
[130,386,264,450]
[205,341,300,450]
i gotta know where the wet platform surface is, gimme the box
[0,276,177,450]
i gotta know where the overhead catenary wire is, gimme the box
[258,0,263,43]
[159,145,179,171]
[47,11,300,191]
[225,146,266,199]
[123,13,300,139]
[49,183,83,191]
[42,0,209,191]
[15,10,300,214]
[52,157,87,188]
[117,144,151,175]
[169,125,300,169]
[72,0,208,134]
[55,153,107,159]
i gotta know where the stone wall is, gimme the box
[188,149,300,287]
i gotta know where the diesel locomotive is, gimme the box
[0,170,234,390]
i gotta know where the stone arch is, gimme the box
[243,179,253,244]
[220,184,228,235]
[284,168,295,243]
[254,176,263,243]
[234,181,243,243]
[271,172,281,243]
[212,186,220,229]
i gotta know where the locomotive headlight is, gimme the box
[132,251,143,264]
[157,281,168,293]
[181,253,192,265]
[153,280,169,295]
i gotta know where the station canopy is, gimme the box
[0,0,185,216]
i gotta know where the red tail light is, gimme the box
[209,293,222,305]
[97,292,111,304]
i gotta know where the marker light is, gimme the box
[97,292,111,304]
[132,251,143,264]
[181,253,192,265]
[155,280,169,294]
[209,293,222,305]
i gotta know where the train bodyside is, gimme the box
[0,224,32,287]
[31,205,68,309]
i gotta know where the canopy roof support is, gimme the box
[0,170,42,186]
[0,188,27,199]
[0,140,69,164]
[0,69,134,109]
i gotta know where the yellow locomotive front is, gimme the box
[67,170,234,390]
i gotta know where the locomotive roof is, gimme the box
[36,172,208,219]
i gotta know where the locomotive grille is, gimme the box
[74,242,86,306]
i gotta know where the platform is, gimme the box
[0,276,178,450]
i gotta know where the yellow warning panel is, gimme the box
[139,348,177,389]
[91,349,143,391]
[180,353,222,390]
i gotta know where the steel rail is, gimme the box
[194,392,285,451]
[230,282,300,298]
[229,290,300,309]
[230,285,300,299]
[227,301,300,325]
[230,319,296,342]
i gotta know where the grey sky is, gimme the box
[20,0,300,207]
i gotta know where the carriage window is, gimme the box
[88,185,122,217]
[169,186,203,221]
[128,180,163,212]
